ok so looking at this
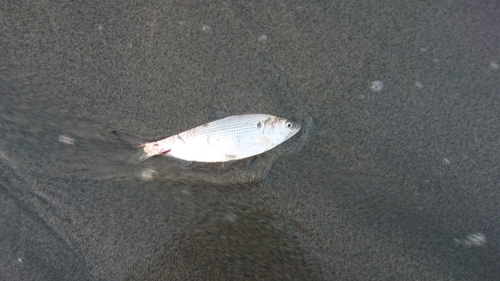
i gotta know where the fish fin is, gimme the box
[113,130,155,164]
[125,147,154,165]
[209,109,232,120]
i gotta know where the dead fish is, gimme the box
[128,114,301,164]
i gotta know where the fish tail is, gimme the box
[113,130,155,164]
[125,146,154,164]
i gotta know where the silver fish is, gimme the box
[130,114,301,163]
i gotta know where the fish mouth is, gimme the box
[289,121,301,132]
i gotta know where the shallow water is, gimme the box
[2,0,500,280]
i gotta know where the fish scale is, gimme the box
[129,114,301,163]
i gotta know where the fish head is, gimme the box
[266,117,301,141]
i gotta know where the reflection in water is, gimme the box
[127,209,318,281]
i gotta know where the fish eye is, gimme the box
[257,122,262,128]
[285,121,293,128]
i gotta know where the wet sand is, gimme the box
[1,0,500,280]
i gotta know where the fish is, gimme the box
[127,114,301,164]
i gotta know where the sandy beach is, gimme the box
[1,0,500,280]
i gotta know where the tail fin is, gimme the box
[125,147,154,164]
[112,131,154,164]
